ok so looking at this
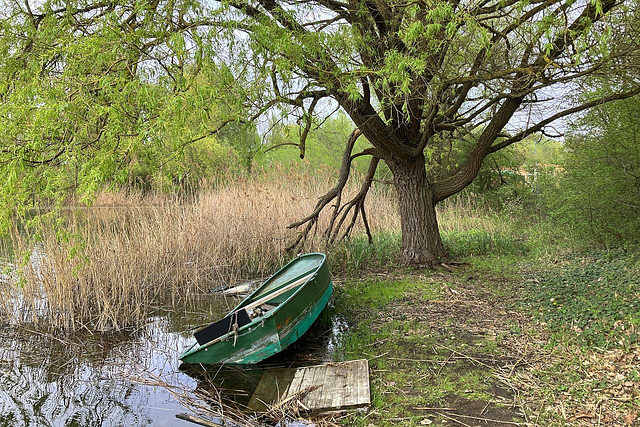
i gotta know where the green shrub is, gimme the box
[544,96,640,246]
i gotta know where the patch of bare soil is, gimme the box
[393,271,534,426]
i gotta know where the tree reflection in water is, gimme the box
[0,316,196,426]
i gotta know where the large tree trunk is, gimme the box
[388,155,447,266]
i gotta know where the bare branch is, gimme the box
[330,156,380,244]
[263,142,300,153]
[287,128,362,237]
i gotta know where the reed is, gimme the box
[0,167,523,331]
[0,168,396,330]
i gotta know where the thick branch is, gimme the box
[432,96,523,202]
[490,86,640,153]
[330,156,380,244]
[298,96,320,159]
[287,128,361,232]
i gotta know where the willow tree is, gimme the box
[2,0,639,264]
[0,0,252,227]
[206,0,639,265]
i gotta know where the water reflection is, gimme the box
[180,363,265,410]
[0,312,202,426]
[0,294,347,426]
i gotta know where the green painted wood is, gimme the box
[179,253,333,364]
[251,256,324,300]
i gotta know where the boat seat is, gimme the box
[249,304,277,318]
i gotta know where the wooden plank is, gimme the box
[356,360,370,406]
[300,365,327,408]
[247,359,370,413]
[352,359,360,405]
[285,366,305,396]
[247,368,295,412]
[330,362,351,410]
[316,363,334,409]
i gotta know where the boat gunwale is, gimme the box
[235,252,326,311]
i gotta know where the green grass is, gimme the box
[337,276,442,309]
[329,229,529,275]
[329,231,401,274]
[443,229,529,258]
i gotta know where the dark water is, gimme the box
[0,315,197,426]
[0,292,343,426]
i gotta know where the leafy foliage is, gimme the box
[560,97,640,243]
[458,136,563,209]
[0,0,256,232]
[544,96,640,245]
[525,250,640,349]
[260,112,390,178]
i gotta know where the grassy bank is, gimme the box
[319,249,640,426]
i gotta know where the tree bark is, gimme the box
[388,154,447,266]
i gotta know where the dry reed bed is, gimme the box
[0,169,508,331]
[0,170,398,330]
[438,194,511,236]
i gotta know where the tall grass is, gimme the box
[0,167,530,331]
[0,168,399,330]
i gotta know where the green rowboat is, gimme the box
[179,253,333,364]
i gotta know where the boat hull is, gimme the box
[179,253,332,364]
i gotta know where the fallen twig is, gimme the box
[435,411,473,427]
[446,412,524,425]
[176,412,222,427]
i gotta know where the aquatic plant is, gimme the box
[0,167,527,331]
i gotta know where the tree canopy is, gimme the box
[1,0,639,263]
[212,0,639,263]
[0,0,254,227]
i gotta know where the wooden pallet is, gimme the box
[247,359,370,413]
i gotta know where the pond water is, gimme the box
[0,237,346,426]
[0,317,193,425]
[0,286,342,426]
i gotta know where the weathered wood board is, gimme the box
[247,359,370,413]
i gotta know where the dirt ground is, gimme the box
[310,267,640,426]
